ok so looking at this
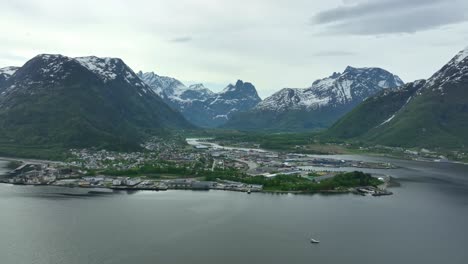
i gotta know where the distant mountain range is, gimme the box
[224,66,404,131]
[137,72,261,128]
[326,47,468,149]
[0,54,191,150]
[1,47,466,153]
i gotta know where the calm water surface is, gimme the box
[0,157,467,264]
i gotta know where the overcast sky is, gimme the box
[1,0,467,98]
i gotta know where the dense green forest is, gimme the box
[204,171,381,192]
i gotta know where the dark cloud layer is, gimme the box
[311,0,468,35]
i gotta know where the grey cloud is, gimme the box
[311,0,468,35]
[170,37,193,43]
[0,52,29,66]
[313,51,356,57]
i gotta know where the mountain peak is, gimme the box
[426,46,468,91]
[343,66,357,73]
[248,66,404,130]
[188,83,207,90]
[453,46,468,64]
[28,54,75,67]
[75,56,127,83]
[2,54,151,97]
[222,80,258,95]
[137,71,186,98]
[0,53,191,149]
[325,47,468,149]
[342,66,380,75]
[330,72,340,78]
[138,71,159,78]
[34,54,69,60]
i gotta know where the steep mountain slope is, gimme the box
[327,81,425,138]
[138,72,261,127]
[225,67,403,131]
[326,47,468,149]
[0,54,192,150]
[206,80,261,125]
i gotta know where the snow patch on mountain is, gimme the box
[256,67,404,112]
[0,66,19,77]
[138,74,261,127]
[373,81,426,130]
[137,71,189,99]
[426,47,468,90]
[454,46,468,63]
[379,115,395,126]
[256,88,331,112]
[73,56,148,89]
[0,54,153,99]
[75,57,119,82]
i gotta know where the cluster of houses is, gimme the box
[3,163,263,193]
[69,146,208,171]
[6,163,77,185]
[69,149,150,170]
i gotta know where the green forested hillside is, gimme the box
[324,48,468,150]
[0,55,193,157]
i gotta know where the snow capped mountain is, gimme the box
[256,66,404,112]
[0,54,153,98]
[255,88,331,112]
[326,47,468,149]
[181,84,214,101]
[210,80,260,110]
[0,66,19,78]
[453,46,468,63]
[137,71,186,98]
[75,56,147,87]
[225,67,403,131]
[138,71,261,127]
[425,46,468,93]
[0,66,19,87]
[207,80,261,123]
[0,53,191,149]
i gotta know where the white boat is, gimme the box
[310,238,320,244]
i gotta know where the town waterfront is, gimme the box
[0,157,468,264]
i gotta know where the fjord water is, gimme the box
[1,158,468,264]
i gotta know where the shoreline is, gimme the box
[0,156,64,165]
[0,181,393,196]
[347,151,468,166]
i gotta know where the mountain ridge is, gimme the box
[224,66,404,131]
[0,54,192,151]
[138,72,261,127]
[325,47,468,149]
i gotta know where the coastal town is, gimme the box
[1,137,395,196]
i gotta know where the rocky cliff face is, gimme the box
[138,72,261,127]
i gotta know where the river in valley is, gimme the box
[0,157,467,264]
